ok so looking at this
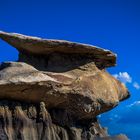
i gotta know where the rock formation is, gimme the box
[0,31,130,140]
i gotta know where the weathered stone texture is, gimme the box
[0,31,129,140]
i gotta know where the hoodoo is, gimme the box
[0,31,129,140]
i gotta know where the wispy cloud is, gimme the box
[127,100,140,107]
[133,82,140,90]
[113,72,140,90]
[113,72,132,84]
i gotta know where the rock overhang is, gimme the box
[0,31,116,69]
[0,61,130,120]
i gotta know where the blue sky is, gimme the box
[0,0,140,139]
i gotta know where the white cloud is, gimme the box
[127,100,140,107]
[113,72,132,84]
[133,82,140,90]
[113,72,140,91]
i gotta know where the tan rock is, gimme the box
[0,61,129,120]
[0,31,116,69]
[0,31,130,139]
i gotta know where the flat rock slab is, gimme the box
[0,31,116,68]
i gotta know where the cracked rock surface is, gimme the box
[0,31,129,140]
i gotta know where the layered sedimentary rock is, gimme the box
[0,31,130,140]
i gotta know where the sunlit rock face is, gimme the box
[0,31,130,140]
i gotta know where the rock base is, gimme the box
[0,100,127,140]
